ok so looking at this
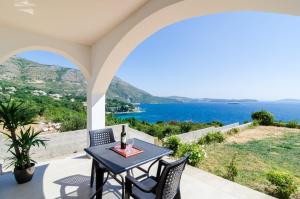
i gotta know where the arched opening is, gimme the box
[91,0,300,95]
[0,50,87,134]
[104,11,300,197]
[0,46,89,80]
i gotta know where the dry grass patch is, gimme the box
[226,126,300,144]
[199,128,300,198]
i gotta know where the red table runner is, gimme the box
[111,144,144,158]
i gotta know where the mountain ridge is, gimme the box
[0,56,259,103]
[0,56,179,103]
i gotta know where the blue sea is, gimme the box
[115,102,300,124]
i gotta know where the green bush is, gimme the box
[273,121,287,127]
[224,154,238,181]
[286,120,298,129]
[209,120,224,127]
[163,135,182,154]
[179,122,192,133]
[177,143,205,166]
[162,125,180,137]
[266,170,297,199]
[227,128,240,136]
[253,120,260,126]
[251,110,274,126]
[198,132,225,145]
[60,114,86,132]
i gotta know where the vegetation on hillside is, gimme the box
[106,114,223,139]
[106,99,136,113]
[1,56,182,104]
[0,81,138,132]
[0,82,86,132]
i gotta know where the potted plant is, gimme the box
[0,98,47,184]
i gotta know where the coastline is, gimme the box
[113,102,300,124]
[107,110,144,115]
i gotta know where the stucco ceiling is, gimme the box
[0,0,149,45]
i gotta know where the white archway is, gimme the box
[1,0,300,131]
[91,0,300,95]
[0,26,91,79]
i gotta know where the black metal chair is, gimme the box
[125,155,189,199]
[89,128,115,188]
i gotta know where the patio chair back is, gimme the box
[156,155,189,199]
[89,128,115,147]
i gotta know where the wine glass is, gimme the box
[126,131,135,153]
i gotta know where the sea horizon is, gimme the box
[115,101,300,124]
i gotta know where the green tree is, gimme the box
[251,110,274,126]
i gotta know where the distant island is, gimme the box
[167,96,258,103]
[277,99,300,103]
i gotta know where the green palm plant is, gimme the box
[0,97,46,170]
[4,127,47,169]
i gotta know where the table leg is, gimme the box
[95,163,105,199]
[120,175,125,199]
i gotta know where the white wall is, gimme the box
[0,124,155,165]
[176,122,253,143]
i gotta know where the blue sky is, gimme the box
[18,50,75,68]
[17,12,300,100]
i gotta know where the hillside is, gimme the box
[0,56,257,104]
[0,56,86,96]
[0,56,178,103]
[107,77,178,103]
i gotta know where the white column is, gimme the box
[87,86,106,131]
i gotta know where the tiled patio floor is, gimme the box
[0,154,274,199]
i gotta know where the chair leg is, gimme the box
[125,178,131,199]
[175,190,181,199]
[90,160,95,187]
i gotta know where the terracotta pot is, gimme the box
[14,163,35,184]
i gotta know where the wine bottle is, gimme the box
[121,125,127,149]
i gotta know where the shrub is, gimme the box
[224,154,238,181]
[273,121,287,127]
[286,120,298,129]
[266,170,297,199]
[198,132,225,145]
[127,117,138,126]
[179,122,192,133]
[251,110,274,126]
[249,120,259,128]
[210,120,224,127]
[163,135,182,154]
[227,128,240,136]
[162,125,180,137]
[146,125,163,138]
[177,143,205,166]
[60,114,86,132]
[168,121,178,125]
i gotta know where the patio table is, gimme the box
[84,138,173,199]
